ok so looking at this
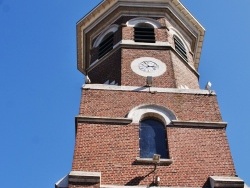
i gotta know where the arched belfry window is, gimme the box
[139,118,169,159]
[92,24,119,60]
[174,35,187,61]
[98,32,114,59]
[134,23,155,43]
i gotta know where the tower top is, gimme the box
[76,0,205,74]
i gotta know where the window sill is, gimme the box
[135,157,173,165]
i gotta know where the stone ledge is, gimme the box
[135,157,173,165]
[68,171,101,184]
[83,84,215,95]
[210,176,244,188]
[171,120,227,129]
[76,116,132,125]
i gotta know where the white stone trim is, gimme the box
[135,157,173,165]
[210,176,244,188]
[82,84,216,95]
[121,40,171,46]
[126,17,162,28]
[127,104,176,124]
[171,120,227,129]
[69,171,101,184]
[76,116,132,125]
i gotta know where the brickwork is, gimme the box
[71,89,236,187]
[122,27,133,40]
[88,50,121,84]
[155,28,169,42]
[171,51,200,89]
[79,89,222,122]
[69,2,238,188]
[121,49,176,88]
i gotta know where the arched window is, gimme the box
[98,32,114,59]
[139,119,169,159]
[134,23,155,43]
[174,36,187,61]
[92,24,118,60]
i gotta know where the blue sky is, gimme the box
[0,0,249,187]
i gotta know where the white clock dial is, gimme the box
[131,57,167,77]
[139,61,159,72]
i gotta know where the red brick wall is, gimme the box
[88,50,121,85]
[121,49,177,88]
[171,51,200,89]
[72,124,235,187]
[71,89,236,187]
[79,89,222,122]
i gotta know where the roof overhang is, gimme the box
[76,0,205,74]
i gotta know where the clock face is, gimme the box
[131,57,166,77]
[139,61,159,72]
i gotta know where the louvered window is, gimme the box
[98,32,114,59]
[134,23,155,43]
[174,36,187,61]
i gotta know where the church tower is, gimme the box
[56,0,245,188]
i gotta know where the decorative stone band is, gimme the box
[135,157,173,165]
[76,116,227,129]
[76,116,132,125]
[170,120,227,129]
[83,84,216,95]
[68,171,101,184]
[210,176,244,188]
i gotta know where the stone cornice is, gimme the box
[82,84,216,95]
[210,176,244,188]
[171,120,227,129]
[75,116,226,129]
[76,116,133,125]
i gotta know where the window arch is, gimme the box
[174,35,187,61]
[126,17,161,28]
[127,104,177,124]
[92,24,119,59]
[139,118,169,159]
[127,104,176,161]
[134,23,155,43]
[126,17,161,43]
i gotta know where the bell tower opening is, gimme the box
[134,23,155,43]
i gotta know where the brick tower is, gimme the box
[56,1,245,188]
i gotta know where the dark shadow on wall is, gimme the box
[125,163,158,186]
